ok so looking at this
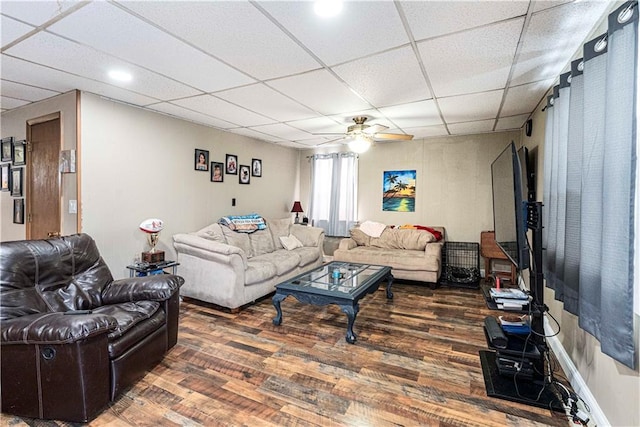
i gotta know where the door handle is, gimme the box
[47,232,61,238]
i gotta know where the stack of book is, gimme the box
[498,314,531,334]
[489,287,529,311]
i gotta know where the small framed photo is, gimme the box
[13,199,24,224]
[226,154,238,175]
[1,137,13,162]
[13,140,26,166]
[211,161,224,182]
[251,158,262,177]
[11,167,22,197]
[1,164,10,191]
[239,164,250,184]
[195,149,209,171]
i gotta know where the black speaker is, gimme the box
[525,119,533,137]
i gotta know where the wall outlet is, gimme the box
[69,199,77,214]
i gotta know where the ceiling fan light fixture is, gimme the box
[348,134,372,153]
[314,0,343,17]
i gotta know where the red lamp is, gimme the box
[290,201,304,224]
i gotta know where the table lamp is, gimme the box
[290,201,303,224]
[139,218,165,263]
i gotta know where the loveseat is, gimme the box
[0,233,184,422]
[333,224,445,285]
[173,218,324,310]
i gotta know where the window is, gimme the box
[309,152,358,237]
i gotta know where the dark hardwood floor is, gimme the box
[1,283,572,426]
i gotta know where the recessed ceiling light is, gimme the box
[314,0,343,18]
[108,70,132,82]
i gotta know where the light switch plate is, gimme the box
[69,199,77,214]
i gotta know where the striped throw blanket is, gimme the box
[219,214,266,233]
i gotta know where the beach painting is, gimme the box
[383,170,416,212]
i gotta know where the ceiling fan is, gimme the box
[315,116,413,152]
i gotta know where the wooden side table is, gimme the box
[480,231,516,284]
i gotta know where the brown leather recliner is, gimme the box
[0,233,184,422]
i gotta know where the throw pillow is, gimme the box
[359,220,387,237]
[350,228,371,246]
[280,234,303,251]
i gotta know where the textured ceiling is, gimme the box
[1,1,612,149]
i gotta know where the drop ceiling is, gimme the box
[1,1,613,149]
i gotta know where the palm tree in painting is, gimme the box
[383,180,408,200]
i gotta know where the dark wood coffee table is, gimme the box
[272,261,393,343]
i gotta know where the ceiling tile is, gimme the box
[146,102,237,130]
[0,80,60,101]
[332,46,432,107]
[47,2,255,93]
[257,1,409,66]
[216,84,316,122]
[419,18,524,97]
[510,1,611,86]
[496,114,530,131]
[0,1,83,26]
[248,123,314,141]
[448,119,496,135]
[402,1,529,41]
[501,79,554,117]
[5,32,200,100]
[1,54,158,106]
[1,15,35,48]
[228,127,285,143]
[1,96,30,109]
[378,100,443,129]
[118,0,321,80]
[439,90,504,123]
[172,95,275,127]
[268,69,372,115]
[286,116,344,134]
[404,124,449,139]
[532,1,573,13]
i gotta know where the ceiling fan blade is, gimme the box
[374,133,414,141]
[363,124,388,135]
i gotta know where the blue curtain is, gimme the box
[543,1,637,369]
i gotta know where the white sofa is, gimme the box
[333,226,445,285]
[173,218,324,310]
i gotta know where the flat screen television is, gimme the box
[491,142,530,271]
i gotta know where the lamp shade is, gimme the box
[290,201,304,213]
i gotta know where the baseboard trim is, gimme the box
[544,317,609,426]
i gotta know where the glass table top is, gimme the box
[276,261,390,297]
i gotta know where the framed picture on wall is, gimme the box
[195,149,209,171]
[1,137,13,162]
[239,165,250,184]
[251,158,262,177]
[11,167,22,197]
[226,154,238,175]
[13,140,26,166]
[211,161,224,182]
[1,164,10,191]
[13,198,24,224]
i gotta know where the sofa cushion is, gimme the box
[245,258,278,285]
[93,300,160,340]
[350,228,371,246]
[196,223,225,243]
[249,229,275,256]
[293,247,319,267]
[369,228,434,251]
[268,218,291,249]
[336,246,438,271]
[106,308,166,358]
[222,226,252,257]
[257,250,300,276]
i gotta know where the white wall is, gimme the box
[80,93,299,278]
[300,131,520,243]
[0,91,78,242]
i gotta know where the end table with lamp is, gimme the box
[291,201,304,224]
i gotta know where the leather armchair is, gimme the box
[0,234,184,422]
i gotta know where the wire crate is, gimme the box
[440,241,481,288]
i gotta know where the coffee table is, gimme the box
[272,261,393,344]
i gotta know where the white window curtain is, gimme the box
[309,152,358,237]
[543,1,637,369]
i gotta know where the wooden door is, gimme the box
[27,117,61,239]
